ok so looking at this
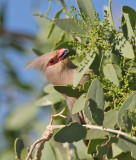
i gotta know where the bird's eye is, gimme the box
[50,59,54,63]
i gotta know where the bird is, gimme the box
[26,48,90,122]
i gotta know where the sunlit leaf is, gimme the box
[76,0,95,23]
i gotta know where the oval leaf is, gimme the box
[118,91,136,127]
[54,18,85,34]
[73,53,96,87]
[85,79,105,125]
[86,129,108,140]
[103,110,118,129]
[54,85,85,98]
[114,33,134,59]
[14,138,24,159]
[54,122,87,143]
[103,64,119,86]
[72,93,86,114]
[76,0,95,23]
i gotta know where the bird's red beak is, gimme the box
[57,48,69,61]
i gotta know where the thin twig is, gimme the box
[25,113,136,160]
[25,109,66,160]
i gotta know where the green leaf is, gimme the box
[54,122,87,143]
[83,81,91,92]
[44,84,56,93]
[31,48,44,56]
[47,8,63,39]
[76,0,95,23]
[130,112,136,124]
[87,79,105,125]
[123,13,135,39]
[118,91,136,127]
[54,85,85,98]
[35,92,65,107]
[14,138,24,159]
[73,140,92,159]
[5,104,38,131]
[122,6,136,39]
[112,64,122,79]
[35,18,71,53]
[108,0,115,29]
[55,147,64,160]
[122,113,132,133]
[86,129,108,140]
[42,142,57,160]
[103,64,119,86]
[54,18,85,34]
[116,152,136,160]
[84,100,92,122]
[111,143,123,158]
[103,110,118,129]
[117,135,136,159]
[114,33,134,59]
[34,84,65,107]
[110,52,121,65]
[87,138,106,154]
[72,93,86,114]
[95,136,118,157]
[73,53,96,87]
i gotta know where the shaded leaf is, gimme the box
[14,138,24,159]
[87,138,106,154]
[123,13,135,39]
[54,85,85,98]
[122,113,132,133]
[31,48,44,56]
[114,33,134,59]
[122,6,136,30]
[83,81,91,92]
[122,6,136,39]
[118,91,136,127]
[95,136,118,157]
[117,135,136,159]
[113,64,122,79]
[117,152,136,160]
[54,122,86,143]
[84,100,92,122]
[87,79,105,125]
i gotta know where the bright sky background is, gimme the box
[2,0,136,35]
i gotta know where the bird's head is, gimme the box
[47,48,70,66]
[26,48,76,85]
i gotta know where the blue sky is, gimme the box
[2,0,136,35]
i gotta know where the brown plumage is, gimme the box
[26,48,90,122]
